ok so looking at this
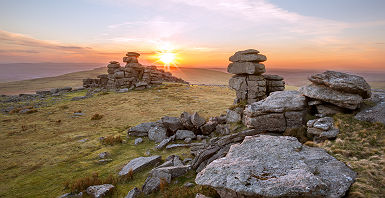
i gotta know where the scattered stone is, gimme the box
[184,182,195,188]
[184,137,192,143]
[78,138,88,143]
[191,112,206,128]
[98,159,113,163]
[161,116,183,133]
[216,124,230,135]
[183,158,193,164]
[58,192,83,198]
[155,137,173,150]
[98,152,109,159]
[307,117,339,142]
[226,108,242,123]
[119,156,161,176]
[148,126,168,143]
[166,144,191,149]
[86,184,114,198]
[196,135,356,198]
[200,121,217,135]
[125,187,141,198]
[134,138,143,145]
[128,122,158,137]
[118,88,129,93]
[180,112,194,130]
[175,130,196,140]
[195,193,210,198]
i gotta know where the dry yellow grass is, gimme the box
[0,84,234,197]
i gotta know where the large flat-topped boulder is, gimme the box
[229,49,267,62]
[227,62,265,75]
[243,91,306,132]
[300,84,363,110]
[119,156,161,176]
[195,135,356,198]
[309,70,371,99]
[244,91,306,116]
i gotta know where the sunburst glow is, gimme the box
[159,52,176,65]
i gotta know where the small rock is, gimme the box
[134,138,143,145]
[98,152,109,159]
[98,159,113,163]
[175,130,196,140]
[183,158,193,164]
[125,187,140,198]
[78,139,88,143]
[184,138,192,143]
[148,126,167,143]
[155,137,173,150]
[166,144,190,149]
[58,192,83,198]
[119,156,162,176]
[184,182,195,188]
[191,112,206,128]
[86,184,114,198]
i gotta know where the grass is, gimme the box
[0,83,234,197]
[318,114,385,197]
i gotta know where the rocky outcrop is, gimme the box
[308,70,371,99]
[83,52,187,90]
[227,49,285,105]
[243,90,307,132]
[119,156,161,176]
[86,184,114,198]
[300,71,371,110]
[196,135,356,198]
[307,117,339,142]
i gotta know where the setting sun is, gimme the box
[158,52,176,65]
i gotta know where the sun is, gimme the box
[158,52,176,65]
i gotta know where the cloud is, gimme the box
[0,30,92,52]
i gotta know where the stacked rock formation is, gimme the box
[300,71,371,116]
[83,52,187,90]
[228,49,285,105]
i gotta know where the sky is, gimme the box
[0,0,385,70]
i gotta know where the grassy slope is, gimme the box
[0,84,235,197]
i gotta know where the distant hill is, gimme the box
[0,64,384,95]
[0,63,103,83]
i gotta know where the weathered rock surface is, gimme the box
[119,156,161,176]
[175,130,196,140]
[148,126,168,143]
[128,122,158,136]
[355,89,385,124]
[227,62,265,75]
[309,70,371,99]
[300,84,362,110]
[142,165,191,194]
[307,117,339,142]
[86,184,114,198]
[125,187,141,198]
[226,108,242,123]
[161,116,183,133]
[196,135,356,198]
[229,49,266,63]
[243,91,307,132]
[191,112,206,128]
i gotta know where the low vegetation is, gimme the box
[0,83,234,197]
[319,114,385,197]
